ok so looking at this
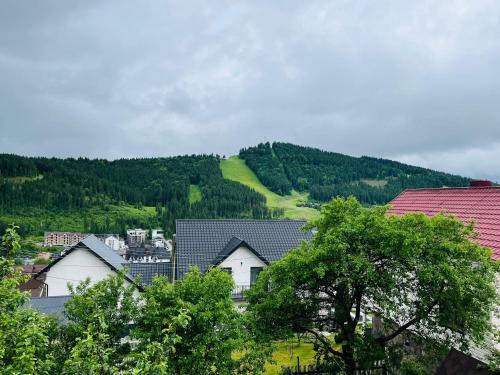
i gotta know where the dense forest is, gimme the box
[240,142,470,205]
[0,154,280,236]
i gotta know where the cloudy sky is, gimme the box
[1,1,499,180]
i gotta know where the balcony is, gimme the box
[232,285,251,300]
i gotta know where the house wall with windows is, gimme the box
[43,247,136,296]
[219,246,265,287]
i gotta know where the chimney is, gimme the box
[470,180,492,187]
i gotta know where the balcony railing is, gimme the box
[232,285,251,299]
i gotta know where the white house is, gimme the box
[214,237,267,296]
[35,235,139,296]
[174,219,313,299]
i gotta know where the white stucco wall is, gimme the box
[44,247,133,296]
[219,246,266,286]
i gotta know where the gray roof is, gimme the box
[29,296,71,320]
[175,219,312,279]
[80,234,127,271]
[128,262,173,285]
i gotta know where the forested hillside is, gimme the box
[239,142,470,205]
[0,154,279,236]
[0,144,471,236]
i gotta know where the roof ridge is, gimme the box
[175,218,307,222]
[403,186,500,192]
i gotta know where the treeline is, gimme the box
[0,154,277,236]
[239,142,470,205]
[0,154,38,177]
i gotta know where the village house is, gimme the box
[174,219,313,299]
[35,234,139,297]
[29,235,172,319]
[18,264,47,297]
[387,180,500,374]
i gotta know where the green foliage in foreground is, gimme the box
[246,197,498,374]
[0,225,56,374]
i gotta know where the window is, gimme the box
[250,267,263,285]
[220,267,232,275]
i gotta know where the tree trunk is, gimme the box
[342,344,356,375]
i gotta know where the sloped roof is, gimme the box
[213,236,269,266]
[80,235,127,270]
[128,262,172,285]
[175,219,312,279]
[388,187,500,260]
[29,295,71,320]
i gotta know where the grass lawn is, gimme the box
[220,156,319,221]
[189,184,203,204]
[264,340,317,375]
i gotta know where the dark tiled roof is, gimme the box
[152,247,170,259]
[124,246,171,261]
[175,219,312,279]
[388,187,500,260]
[213,237,268,266]
[128,262,172,285]
[80,235,127,270]
[29,295,71,320]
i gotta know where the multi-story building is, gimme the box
[126,229,147,247]
[44,232,89,247]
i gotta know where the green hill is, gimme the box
[220,156,318,220]
[240,142,470,205]
[0,143,471,236]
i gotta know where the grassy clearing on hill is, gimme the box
[4,174,43,184]
[188,184,203,204]
[220,156,319,220]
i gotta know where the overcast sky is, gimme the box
[1,1,499,181]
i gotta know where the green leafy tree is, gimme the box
[135,267,271,375]
[56,267,270,374]
[246,197,497,374]
[52,271,141,373]
[0,224,55,374]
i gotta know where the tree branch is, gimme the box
[304,328,344,359]
[376,283,445,344]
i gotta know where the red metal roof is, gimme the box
[388,186,500,260]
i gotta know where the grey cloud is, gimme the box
[1,0,500,180]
